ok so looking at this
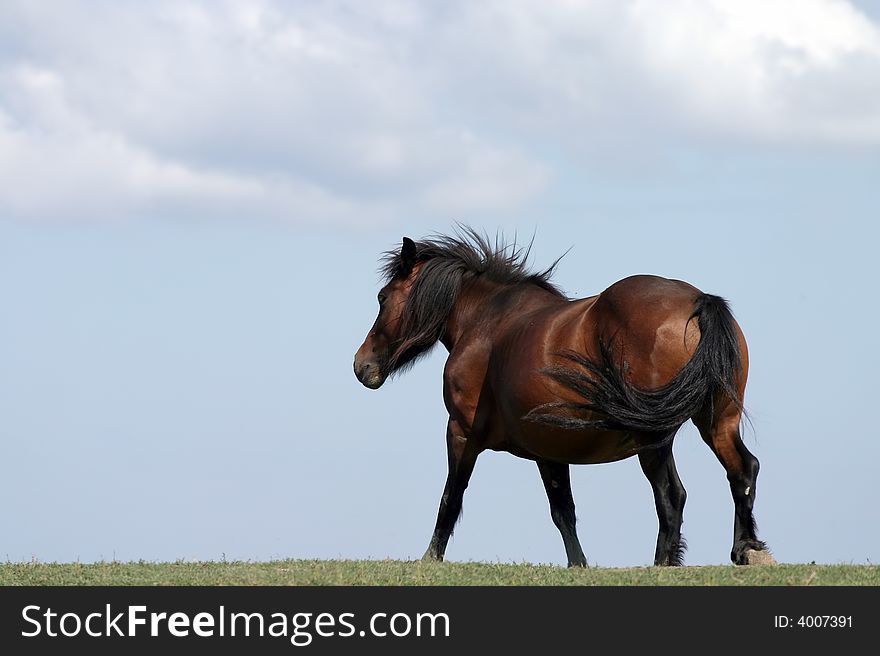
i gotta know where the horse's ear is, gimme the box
[400,237,417,273]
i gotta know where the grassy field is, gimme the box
[2,559,878,586]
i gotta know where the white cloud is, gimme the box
[0,0,877,224]
[0,1,548,224]
[627,0,880,142]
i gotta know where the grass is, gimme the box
[2,559,878,586]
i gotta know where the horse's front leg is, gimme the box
[422,419,479,562]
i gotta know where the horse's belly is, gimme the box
[511,424,646,464]
[495,364,651,464]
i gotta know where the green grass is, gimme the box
[2,560,878,586]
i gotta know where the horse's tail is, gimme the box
[526,294,744,441]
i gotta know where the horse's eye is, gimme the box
[378,293,387,305]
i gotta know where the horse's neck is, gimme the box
[441,279,557,351]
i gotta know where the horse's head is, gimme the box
[354,237,420,389]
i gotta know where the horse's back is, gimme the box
[492,274,704,398]
[486,275,720,462]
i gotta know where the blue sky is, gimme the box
[1,1,878,567]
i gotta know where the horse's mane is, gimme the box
[380,227,567,374]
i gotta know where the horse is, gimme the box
[353,229,774,567]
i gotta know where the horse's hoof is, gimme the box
[744,549,777,565]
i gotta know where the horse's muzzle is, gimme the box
[354,359,385,389]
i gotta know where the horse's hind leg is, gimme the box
[638,442,687,566]
[537,460,587,567]
[694,406,775,565]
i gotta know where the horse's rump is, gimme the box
[526,293,745,450]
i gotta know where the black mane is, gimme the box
[380,227,566,374]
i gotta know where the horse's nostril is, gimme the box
[355,361,373,381]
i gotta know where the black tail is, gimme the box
[526,294,744,441]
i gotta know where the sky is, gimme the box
[1,0,878,567]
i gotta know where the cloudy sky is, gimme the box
[1,1,878,567]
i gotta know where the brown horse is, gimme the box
[354,229,774,566]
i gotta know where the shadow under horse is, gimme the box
[354,229,774,567]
